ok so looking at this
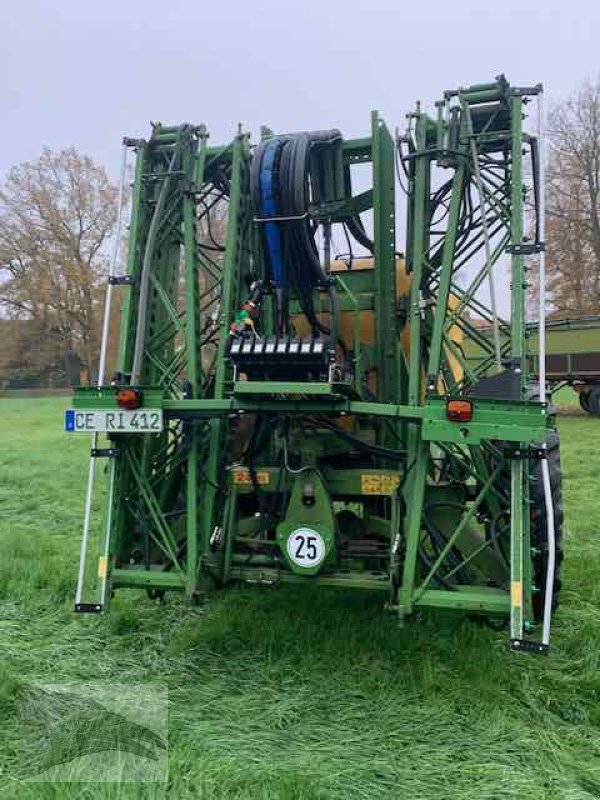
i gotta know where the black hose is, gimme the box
[251,130,343,343]
[343,164,375,253]
[311,415,406,462]
[422,500,472,583]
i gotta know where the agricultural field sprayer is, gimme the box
[68,75,563,653]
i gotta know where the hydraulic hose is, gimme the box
[251,130,343,341]
[343,164,375,254]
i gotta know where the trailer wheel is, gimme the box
[579,387,600,415]
[529,430,564,622]
[579,390,591,413]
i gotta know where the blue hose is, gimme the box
[259,139,284,288]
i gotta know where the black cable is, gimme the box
[198,200,226,251]
[343,164,375,253]
[251,130,343,342]
[309,415,406,462]
[422,500,472,583]
[341,223,354,268]
[395,140,411,198]
[418,548,457,590]
[346,215,375,254]
[244,414,273,513]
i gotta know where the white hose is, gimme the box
[75,449,98,606]
[537,87,556,647]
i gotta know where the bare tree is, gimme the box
[0,148,119,384]
[545,78,600,315]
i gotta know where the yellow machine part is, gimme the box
[293,257,463,389]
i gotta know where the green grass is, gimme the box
[552,385,580,408]
[1,398,600,799]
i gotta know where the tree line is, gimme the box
[545,79,600,316]
[0,148,118,387]
[1,79,600,387]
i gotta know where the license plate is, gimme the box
[65,408,164,433]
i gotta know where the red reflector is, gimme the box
[117,388,142,410]
[446,399,473,422]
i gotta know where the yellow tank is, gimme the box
[293,257,463,392]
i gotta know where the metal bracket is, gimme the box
[108,275,137,286]
[509,638,549,655]
[123,136,145,148]
[506,242,545,255]
[90,448,120,458]
[253,213,308,223]
[74,603,103,614]
[426,374,438,394]
[505,446,546,461]
[510,84,543,98]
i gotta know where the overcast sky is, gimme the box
[4,0,599,181]
[3,0,599,316]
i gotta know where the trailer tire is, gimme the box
[579,390,590,413]
[579,387,600,415]
[589,388,600,415]
[530,430,564,622]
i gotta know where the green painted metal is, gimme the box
[71,77,558,645]
[276,471,336,575]
[425,159,467,383]
[197,133,251,585]
[372,111,398,409]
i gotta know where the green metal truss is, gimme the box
[72,78,553,647]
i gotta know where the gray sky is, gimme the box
[4,0,599,182]
[3,0,599,319]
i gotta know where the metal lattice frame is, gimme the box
[398,80,543,640]
[79,128,253,604]
[73,78,552,646]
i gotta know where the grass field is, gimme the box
[1,398,600,799]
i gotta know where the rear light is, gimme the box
[117,388,142,410]
[446,398,473,422]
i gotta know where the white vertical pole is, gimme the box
[75,144,128,608]
[538,91,547,406]
[98,144,128,387]
[75,452,99,606]
[536,88,556,647]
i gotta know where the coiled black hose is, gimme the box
[251,130,343,343]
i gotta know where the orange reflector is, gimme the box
[117,388,142,410]
[446,398,473,422]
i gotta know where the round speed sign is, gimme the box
[286,527,326,569]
